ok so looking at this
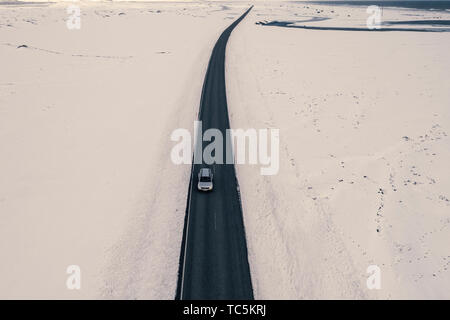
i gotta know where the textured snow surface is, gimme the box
[0,1,249,299]
[227,2,450,299]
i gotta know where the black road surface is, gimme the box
[175,6,254,300]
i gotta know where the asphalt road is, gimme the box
[175,6,254,300]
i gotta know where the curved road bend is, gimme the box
[175,6,254,300]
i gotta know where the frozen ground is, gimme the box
[0,1,249,299]
[227,1,450,299]
[1,0,449,300]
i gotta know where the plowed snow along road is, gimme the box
[175,6,254,300]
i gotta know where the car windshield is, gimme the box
[200,176,211,182]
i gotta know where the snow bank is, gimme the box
[227,2,450,299]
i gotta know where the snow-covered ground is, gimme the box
[0,1,249,299]
[227,2,450,299]
[1,0,449,300]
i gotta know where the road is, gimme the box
[175,6,254,300]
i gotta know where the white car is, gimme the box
[197,168,213,191]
